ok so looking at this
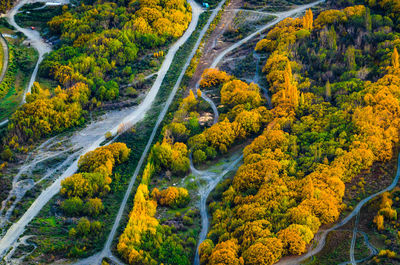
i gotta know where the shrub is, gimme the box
[193,149,206,164]
[84,197,104,216]
[158,187,190,208]
[76,218,91,236]
[61,197,84,216]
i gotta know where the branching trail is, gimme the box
[224,8,276,16]
[4,235,37,264]
[72,0,234,264]
[0,138,76,231]
[276,152,400,265]
[195,0,324,126]
[0,0,326,263]
[198,1,396,264]
[200,93,219,124]
[253,52,272,108]
[350,212,360,264]
[0,0,203,259]
[4,0,64,103]
[0,0,67,134]
[192,154,243,265]
[210,0,325,68]
[188,2,325,264]
[337,229,378,265]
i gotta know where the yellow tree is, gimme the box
[392,47,399,69]
[208,240,244,265]
[303,9,313,30]
[283,61,299,107]
[243,238,283,265]
[199,239,214,265]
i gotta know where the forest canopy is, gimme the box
[4,0,192,146]
[199,2,400,265]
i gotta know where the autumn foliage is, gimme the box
[202,4,400,265]
[189,71,268,161]
[8,82,89,143]
[152,139,190,175]
[200,68,232,88]
[61,143,131,199]
[117,2,400,265]
[152,186,190,208]
[5,0,193,147]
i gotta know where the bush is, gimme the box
[91,220,102,234]
[105,131,112,140]
[61,197,84,216]
[84,197,104,216]
[0,148,13,161]
[76,218,91,236]
[126,86,138,97]
[183,215,193,226]
[200,68,231,88]
[193,149,206,164]
[69,227,77,238]
[157,187,190,208]
[68,245,86,258]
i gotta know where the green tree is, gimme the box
[61,197,84,216]
[76,218,91,237]
[84,197,104,216]
[193,149,207,164]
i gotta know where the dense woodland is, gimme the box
[117,90,204,265]
[59,143,130,256]
[198,1,400,264]
[1,0,192,151]
[3,0,400,263]
[117,0,400,264]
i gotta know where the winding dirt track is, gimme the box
[0,34,9,84]
[0,34,9,126]
[0,0,64,126]
[189,1,325,264]
[210,0,325,68]
[193,154,243,265]
[277,152,400,265]
[0,0,202,259]
[195,0,324,130]
[4,0,57,103]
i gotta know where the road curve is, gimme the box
[71,0,227,264]
[350,212,360,264]
[193,155,243,265]
[0,34,9,126]
[4,0,58,103]
[0,34,9,84]
[201,93,219,124]
[196,0,324,125]
[338,230,378,265]
[276,151,400,265]
[210,0,325,68]
[0,0,202,258]
[195,82,219,124]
